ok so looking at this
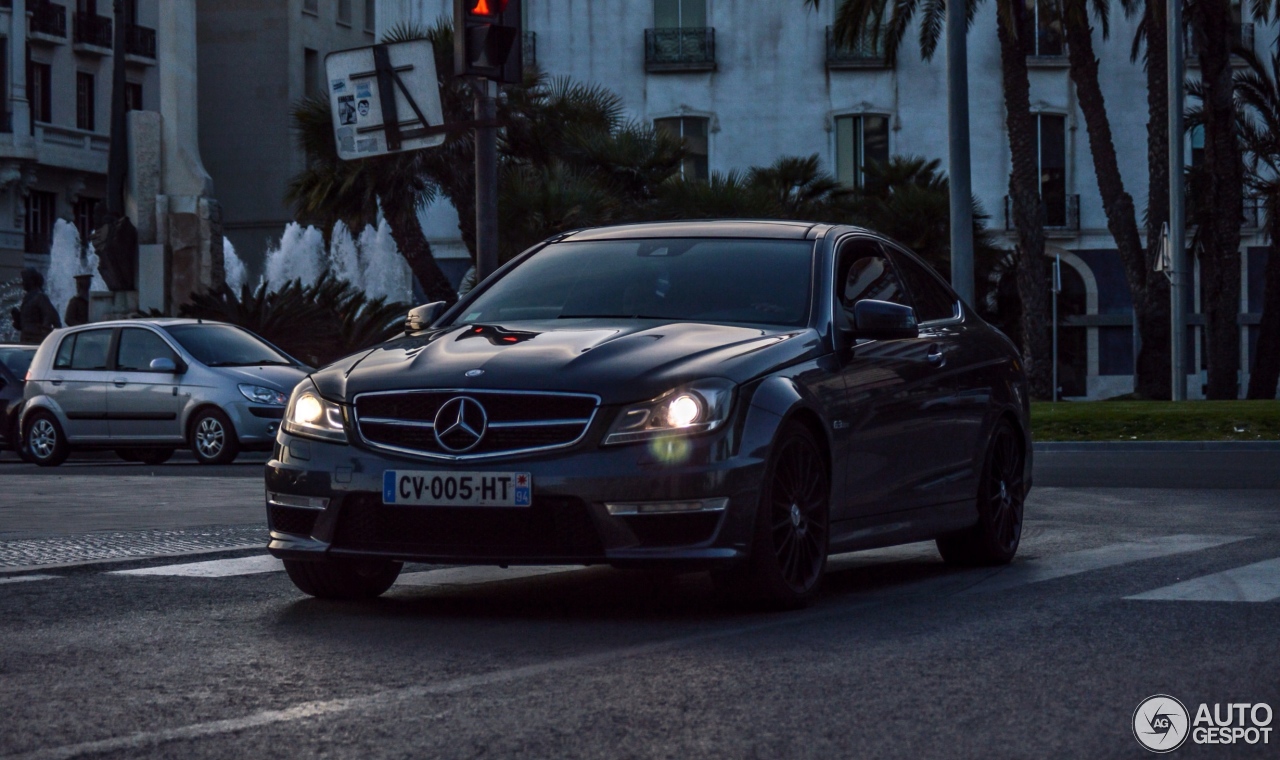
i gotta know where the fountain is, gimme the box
[256,220,412,304]
[222,237,247,293]
[46,220,107,320]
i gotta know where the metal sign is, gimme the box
[1156,222,1172,275]
[325,39,445,161]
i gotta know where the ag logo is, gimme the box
[1134,695,1190,753]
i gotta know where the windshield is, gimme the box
[452,238,814,327]
[162,325,294,367]
[0,347,36,377]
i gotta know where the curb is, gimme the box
[1034,441,1280,452]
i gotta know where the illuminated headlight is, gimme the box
[238,383,288,406]
[282,381,348,443]
[603,379,734,445]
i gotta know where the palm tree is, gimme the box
[1233,46,1280,398]
[810,0,1054,398]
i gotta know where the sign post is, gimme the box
[1052,254,1061,402]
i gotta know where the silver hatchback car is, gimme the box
[21,319,309,466]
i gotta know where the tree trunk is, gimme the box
[1062,2,1171,399]
[1193,0,1244,399]
[1138,1,1173,400]
[1247,196,1280,398]
[997,3,1053,400]
[384,201,459,306]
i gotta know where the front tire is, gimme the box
[936,419,1025,566]
[24,411,69,467]
[189,408,239,465]
[284,559,402,600]
[716,421,830,609]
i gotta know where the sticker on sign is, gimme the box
[325,39,445,161]
[383,470,533,507]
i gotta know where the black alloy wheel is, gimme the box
[24,411,68,467]
[283,559,403,600]
[937,419,1025,566]
[718,421,830,608]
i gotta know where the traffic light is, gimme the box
[454,0,522,84]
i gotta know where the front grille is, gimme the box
[332,494,604,559]
[354,390,598,459]
[268,505,320,536]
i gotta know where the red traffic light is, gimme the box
[468,0,508,16]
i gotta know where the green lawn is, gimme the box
[1031,400,1280,441]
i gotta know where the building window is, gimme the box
[28,62,52,125]
[365,0,376,32]
[25,190,57,254]
[1037,113,1067,227]
[304,48,320,99]
[73,197,98,244]
[654,0,705,28]
[834,114,889,188]
[77,72,96,131]
[338,0,352,26]
[125,81,143,111]
[654,117,709,181]
[1031,0,1064,56]
[302,0,318,15]
[77,0,98,14]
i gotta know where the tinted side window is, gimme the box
[889,249,958,323]
[69,329,112,370]
[836,241,909,312]
[116,329,177,371]
[54,335,76,369]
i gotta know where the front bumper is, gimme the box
[228,403,284,451]
[265,425,769,569]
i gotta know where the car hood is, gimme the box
[209,364,310,393]
[311,319,822,405]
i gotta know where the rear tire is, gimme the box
[715,421,830,609]
[189,408,239,465]
[24,411,68,468]
[284,559,402,600]
[936,419,1025,566]
[115,448,143,462]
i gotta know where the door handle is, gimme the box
[926,345,945,367]
[50,378,63,386]
[113,378,128,387]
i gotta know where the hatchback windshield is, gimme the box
[162,324,294,367]
[453,238,814,327]
[0,347,36,377]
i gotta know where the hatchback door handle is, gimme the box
[50,378,63,386]
[926,346,945,367]
[113,378,128,387]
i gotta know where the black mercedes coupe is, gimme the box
[266,220,1030,607]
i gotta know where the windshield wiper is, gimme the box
[556,314,669,320]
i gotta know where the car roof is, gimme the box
[558,219,841,242]
[57,318,225,330]
[0,344,38,350]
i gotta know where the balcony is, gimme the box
[125,23,156,60]
[522,31,536,69]
[28,1,67,43]
[825,25,888,69]
[1186,22,1254,60]
[1005,194,1080,233]
[645,27,716,73]
[73,11,112,52]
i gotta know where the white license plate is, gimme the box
[382,470,532,507]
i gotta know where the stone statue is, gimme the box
[64,274,93,327]
[10,268,61,345]
[91,209,139,292]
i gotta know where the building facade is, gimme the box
[0,0,160,284]
[383,0,1279,400]
[195,0,376,268]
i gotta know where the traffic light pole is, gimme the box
[946,0,975,306]
[475,79,499,283]
[1168,0,1187,400]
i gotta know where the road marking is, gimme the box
[0,574,59,585]
[395,565,584,588]
[959,534,1249,595]
[109,555,283,578]
[1126,557,1280,603]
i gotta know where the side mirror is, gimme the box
[405,301,446,334]
[850,299,919,341]
[149,357,178,373]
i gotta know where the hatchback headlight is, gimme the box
[283,381,348,443]
[238,383,288,406]
[603,379,735,445]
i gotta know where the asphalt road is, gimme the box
[0,453,1277,758]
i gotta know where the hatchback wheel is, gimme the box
[25,411,69,467]
[284,559,402,600]
[190,408,240,465]
[717,421,830,609]
[936,419,1025,566]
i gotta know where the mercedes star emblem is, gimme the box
[434,396,488,452]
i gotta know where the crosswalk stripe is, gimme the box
[959,534,1249,595]
[395,565,584,588]
[110,555,284,578]
[0,573,60,585]
[1125,557,1280,603]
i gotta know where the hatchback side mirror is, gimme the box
[405,301,446,333]
[850,299,919,341]
[149,357,178,373]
